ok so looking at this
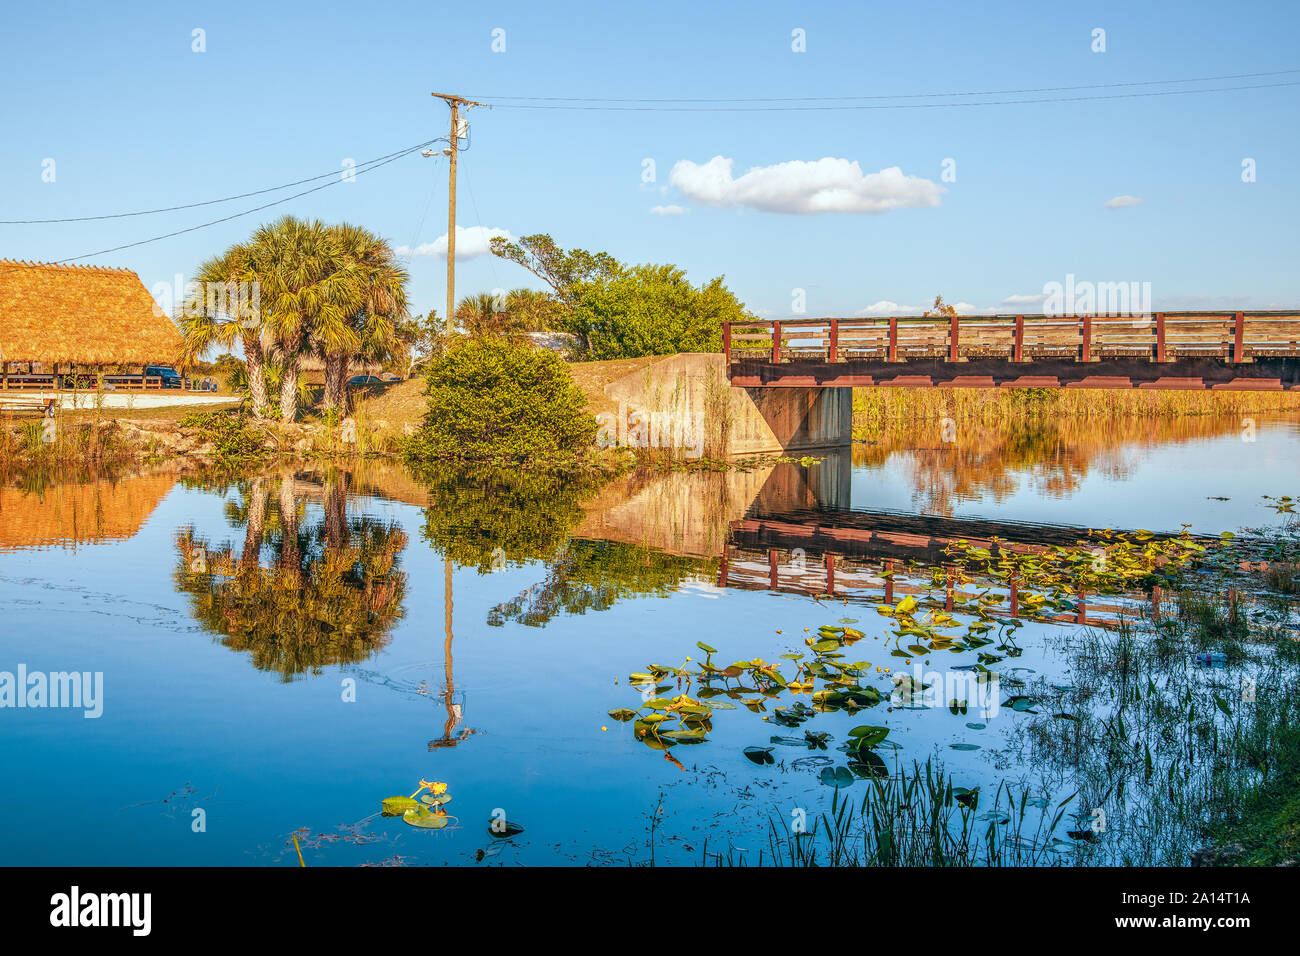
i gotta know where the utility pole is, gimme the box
[431,92,486,331]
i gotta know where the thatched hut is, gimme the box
[0,259,182,382]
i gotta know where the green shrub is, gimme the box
[569,264,744,360]
[178,410,267,461]
[405,337,596,464]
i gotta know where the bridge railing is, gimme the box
[724,311,1300,365]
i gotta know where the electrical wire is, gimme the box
[471,67,1300,104]
[0,137,445,225]
[477,78,1300,111]
[0,144,432,271]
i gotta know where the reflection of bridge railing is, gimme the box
[718,544,1141,631]
[721,508,1210,631]
[725,312,1300,390]
[730,507,1202,561]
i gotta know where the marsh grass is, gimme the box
[0,405,133,470]
[999,580,1300,866]
[852,386,1300,440]
[702,760,1076,867]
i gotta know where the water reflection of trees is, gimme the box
[416,467,599,572]
[416,466,712,626]
[856,414,1253,516]
[487,538,713,627]
[174,471,408,678]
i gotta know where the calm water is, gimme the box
[1,414,1297,866]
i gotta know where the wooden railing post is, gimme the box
[771,321,782,364]
[828,319,839,362]
[1080,314,1092,363]
[768,548,779,590]
[949,314,960,361]
[1233,311,1245,364]
[1155,312,1166,363]
[825,553,835,595]
[723,322,731,364]
[1013,315,1024,362]
[888,316,898,362]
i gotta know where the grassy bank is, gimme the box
[853,386,1300,441]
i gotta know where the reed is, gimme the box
[853,386,1300,441]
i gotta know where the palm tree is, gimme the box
[506,287,567,333]
[178,245,272,418]
[455,292,513,338]
[318,224,409,416]
[245,217,360,423]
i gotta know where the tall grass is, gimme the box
[853,386,1300,441]
[701,760,1076,867]
[0,406,133,471]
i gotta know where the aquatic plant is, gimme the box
[379,779,454,830]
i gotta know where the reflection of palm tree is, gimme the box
[175,475,407,678]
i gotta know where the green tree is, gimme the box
[178,245,272,419]
[406,337,596,464]
[316,224,409,415]
[489,233,621,306]
[393,309,447,378]
[569,264,744,360]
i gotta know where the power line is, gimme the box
[0,138,445,225]
[477,78,1300,111]
[471,67,1300,104]
[1,143,433,271]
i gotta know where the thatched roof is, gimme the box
[0,259,183,366]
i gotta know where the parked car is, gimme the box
[347,375,388,387]
[145,365,184,389]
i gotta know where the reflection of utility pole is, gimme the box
[430,92,486,331]
[429,556,474,749]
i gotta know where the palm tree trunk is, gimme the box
[323,353,350,416]
[279,354,300,422]
[241,333,271,420]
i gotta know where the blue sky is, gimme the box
[1,0,1297,319]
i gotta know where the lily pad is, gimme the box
[381,795,420,815]
[743,745,775,765]
[403,805,450,829]
[819,766,855,788]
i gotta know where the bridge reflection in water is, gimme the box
[568,450,1171,632]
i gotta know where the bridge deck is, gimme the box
[725,312,1300,389]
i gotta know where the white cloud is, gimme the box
[396,226,513,259]
[649,204,687,215]
[1103,195,1144,209]
[669,156,945,215]
[951,301,977,314]
[856,300,918,316]
[1001,293,1047,306]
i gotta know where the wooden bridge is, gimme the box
[724,311,1300,390]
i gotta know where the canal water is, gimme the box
[1,413,1296,866]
